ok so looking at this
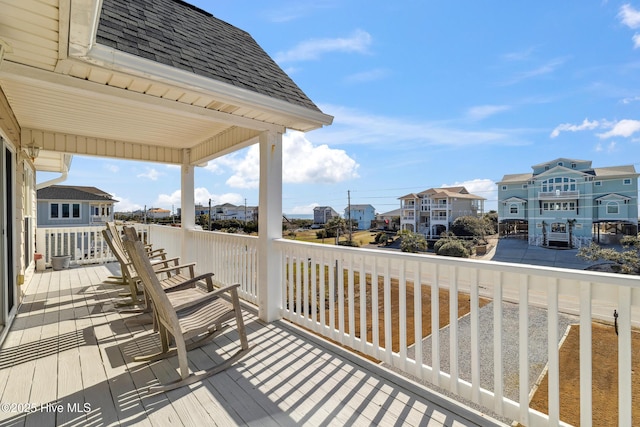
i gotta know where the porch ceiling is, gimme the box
[0,0,332,170]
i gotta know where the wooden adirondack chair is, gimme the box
[122,228,251,393]
[102,227,211,308]
[102,223,173,291]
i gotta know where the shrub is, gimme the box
[374,231,389,244]
[399,230,427,253]
[451,216,494,238]
[437,240,470,258]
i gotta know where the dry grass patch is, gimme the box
[528,323,640,426]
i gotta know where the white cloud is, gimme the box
[155,190,181,208]
[633,33,640,48]
[274,29,372,63]
[104,164,119,174]
[344,68,389,84]
[466,105,511,121]
[111,194,143,212]
[137,167,163,181]
[213,131,360,189]
[289,203,319,215]
[442,178,498,211]
[550,118,599,138]
[595,141,617,153]
[619,4,640,29]
[621,96,640,104]
[500,57,568,86]
[314,104,527,148]
[282,131,359,184]
[597,119,640,138]
[501,46,537,61]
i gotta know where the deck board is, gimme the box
[0,263,505,427]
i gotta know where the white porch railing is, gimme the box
[36,226,116,266]
[145,224,259,304]
[142,225,640,426]
[274,239,639,427]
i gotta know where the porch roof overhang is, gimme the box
[0,0,333,172]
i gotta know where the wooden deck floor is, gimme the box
[0,264,504,426]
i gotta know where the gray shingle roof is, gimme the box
[37,185,118,202]
[96,0,321,112]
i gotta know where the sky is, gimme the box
[40,1,640,216]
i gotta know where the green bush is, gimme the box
[399,230,427,253]
[433,238,447,253]
[450,215,495,239]
[374,231,389,244]
[437,240,470,258]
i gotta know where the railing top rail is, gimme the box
[273,238,640,287]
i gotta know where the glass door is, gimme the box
[0,140,15,327]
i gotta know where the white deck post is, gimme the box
[181,149,195,262]
[258,130,283,322]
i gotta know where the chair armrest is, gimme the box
[174,283,241,312]
[147,250,168,260]
[163,272,215,293]
[154,262,196,277]
[151,257,180,269]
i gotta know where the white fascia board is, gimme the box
[67,0,103,58]
[81,44,333,129]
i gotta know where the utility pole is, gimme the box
[244,198,247,224]
[208,198,212,231]
[347,190,352,243]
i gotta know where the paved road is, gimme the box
[481,238,618,270]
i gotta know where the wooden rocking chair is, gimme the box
[103,227,215,310]
[122,229,251,393]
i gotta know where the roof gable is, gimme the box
[595,193,632,201]
[96,0,320,112]
[532,165,591,179]
[503,197,527,203]
[531,158,592,175]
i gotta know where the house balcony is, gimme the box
[26,224,640,426]
[538,191,580,199]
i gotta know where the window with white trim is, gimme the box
[541,177,576,192]
[606,202,619,214]
[623,178,632,185]
[50,203,81,219]
[542,202,576,211]
[509,204,518,214]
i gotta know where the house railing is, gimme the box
[538,190,580,199]
[275,239,640,426]
[144,224,259,304]
[35,223,156,267]
[36,226,116,266]
[143,225,639,426]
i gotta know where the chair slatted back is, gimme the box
[102,228,137,280]
[122,227,180,332]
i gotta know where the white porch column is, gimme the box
[258,130,283,322]
[181,149,195,262]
